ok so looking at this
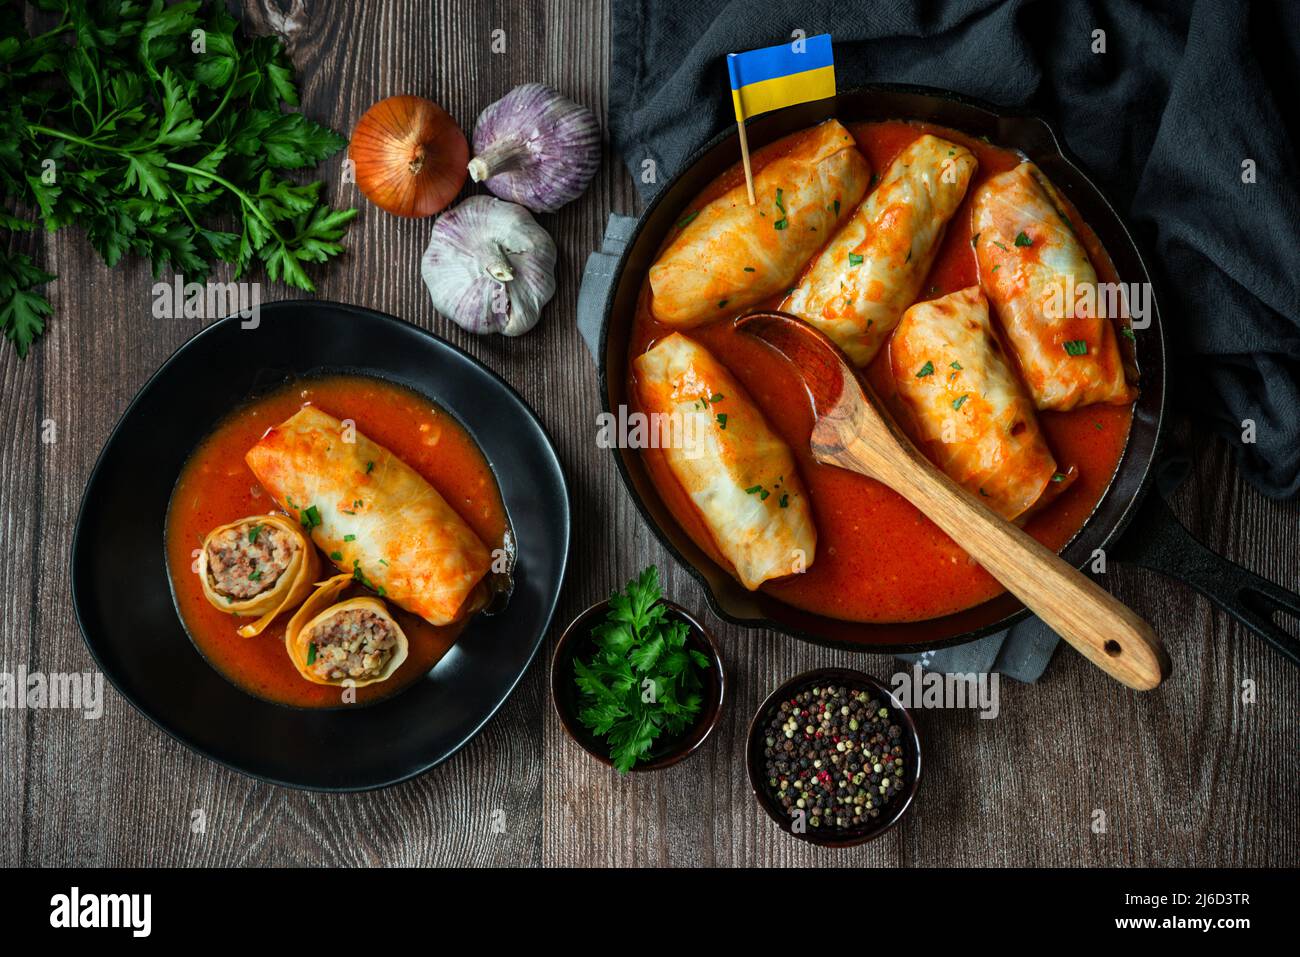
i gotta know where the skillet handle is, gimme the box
[1114,493,1300,666]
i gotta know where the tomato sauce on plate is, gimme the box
[165,374,508,708]
[627,120,1134,623]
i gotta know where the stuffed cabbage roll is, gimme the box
[649,120,870,327]
[245,406,491,626]
[890,287,1073,521]
[285,574,409,688]
[197,513,321,637]
[783,134,977,366]
[633,333,816,590]
[972,162,1136,410]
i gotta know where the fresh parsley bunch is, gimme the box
[573,566,712,773]
[0,0,356,357]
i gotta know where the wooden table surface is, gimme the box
[3,0,1297,868]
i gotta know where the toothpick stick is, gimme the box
[736,119,756,205]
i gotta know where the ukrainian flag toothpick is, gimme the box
[727,34,837,204]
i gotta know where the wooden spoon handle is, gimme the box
[837,436,1169,690]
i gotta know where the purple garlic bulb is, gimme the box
[467,83,600,213]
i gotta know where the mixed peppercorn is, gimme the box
[760,683,909,832]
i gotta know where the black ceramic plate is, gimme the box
[71,300,570,791]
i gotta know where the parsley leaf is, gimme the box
[572,566,710,773]
[0,0,355,358]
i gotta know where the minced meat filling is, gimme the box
[205,522,297,600]
[306,608,398,681]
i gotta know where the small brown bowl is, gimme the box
[746,667,922,847]
[551,597,725,772]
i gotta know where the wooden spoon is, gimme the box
[737,310,1169,691]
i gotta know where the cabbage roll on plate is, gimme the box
[285,574,409,688]
[972,162,1136,411]
[245,406,492,626]
[890,286,1073,522]
[633,333,816,590]
[783,134,978,366]
[649,119,870,327]
[197,512,321,637]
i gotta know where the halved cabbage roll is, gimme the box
[649,119,870,327]
[633,333,816,590]
[972,162,1136,410]
[285,574,409,688]
[783,134,977,365]
[890,287,1073,521]
[245,406,491,626]
[197,513,321,637]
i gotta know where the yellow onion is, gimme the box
[284,574,409,688]
[349,95,468,218]
[197,513,321,637]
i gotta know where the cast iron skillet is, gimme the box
[71,301,571,790]
[598,84,1300,664]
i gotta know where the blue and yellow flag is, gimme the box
[727,34,836,122]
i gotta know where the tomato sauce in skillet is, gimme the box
[165,375,509,708]
[628,120,1135,623]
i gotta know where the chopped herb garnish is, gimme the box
[848,252,864,267]
[248,568,262,581]
[979,487,989,497]
[952,394,969,410]
[718,299,729,308]
[869,173,879,188]
[1051,473,1067,483]
[833,198,841,216]
[992,265,1001,272]
[775,187,785,213]
[1122,328,1136,341]
[950,361,963,370]
[1014,231,1033,247]
[300,505,322,529]
[676,211,699,230]
[971,232,981,247]
[994,241,1009,252]
[1095,422,1104,431]
[744,266,756,272]
[774,218,788,230]
[306,643,317,665]
[379,558,389,566]
[353,500,363,508]
[744,485,763,495]
[779,493,789,508]
[759,488,770,501]
[343,534,356,542]
[1064,339,1089,356]
[710,393,724,402]
[330,551,343,561]
[366,461,374,474]
[716,413,728,429]
[351,559,376,590]
[247,524,263,544]
[916,361,935,378]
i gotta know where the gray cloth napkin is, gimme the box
[576,213,1060,682]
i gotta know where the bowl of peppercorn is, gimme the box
[747,668,921,846]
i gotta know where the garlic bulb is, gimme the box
[467,84,600,213]
[421,196,557,336]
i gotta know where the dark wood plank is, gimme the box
[4,0,1297,868]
